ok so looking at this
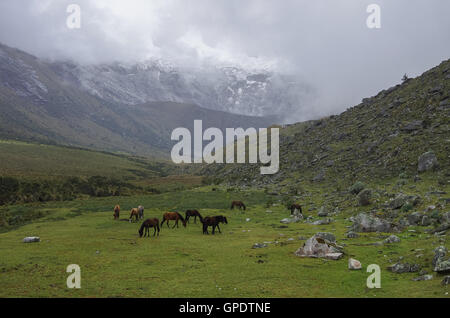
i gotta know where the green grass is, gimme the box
[0,140,164,180]
[0,187,448,298]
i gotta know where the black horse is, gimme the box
[138,218,160,237]
[201,216,228,235]
[185,210,203,224]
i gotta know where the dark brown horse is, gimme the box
[231,201,246,210]
[185,210,203,224]
[138,218,160,237]
[289,203,303,215]
[161,212,187,228]
[129,208,139,222]
[113,205,120,220]
[201,216,228,234]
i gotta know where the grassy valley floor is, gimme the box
[0,186,448,298]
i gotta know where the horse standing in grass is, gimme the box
[113,205,120,220]
[160,212,187,228]
[201,216,228,235]
[231,201,246,210]
[138,218,160,237]
[289,204,302,216]
[129,208,139,222]
[185,210,203,224]
[138,205,144,219]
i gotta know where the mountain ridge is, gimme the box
[0,42,276,158]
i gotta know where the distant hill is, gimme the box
[200,59,450,191]
[0,43,276,158]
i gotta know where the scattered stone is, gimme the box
[23,237,40,243]
[313,170,325,182]
[348,258,362,270]
[311,218,333,225]
[315,232,336,243]
[412,275,433,281]
[252,243,267,249]
[346,231,359,238]
[384,235,401,244]
[388,263,421,274]
[418,151,439,173]
[317,206,329,217]
[246,218,251,222]
[432,246,450,273]
[294,234,344,260]
[350,213,396,233]
[389,193,408,209]
[280,215,302,224]
[407,212,423,225]
[401,120,424,132]
[358,188,372,206]
[442,276,450,285]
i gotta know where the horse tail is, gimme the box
[198,212,204,223]
[243,203,246,210]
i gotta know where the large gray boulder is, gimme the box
[317,206,329,217]
[294,234,343,260]
[418,151,439,173]
[384,235,401,244]
[350,213,396,233]
[389,193,408,209]
[407,212,423,225]
[358,189,372,206]
[388,263,421,274]
[433,246,450,273]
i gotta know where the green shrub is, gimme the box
[349,181,366,195]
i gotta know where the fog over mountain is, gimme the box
[0,0,449,122]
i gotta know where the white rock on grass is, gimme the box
[348,258,362,270]
[23,237,40,243]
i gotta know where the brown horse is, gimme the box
[129,208,139,222]
[113,205,120,220]
[161,212,187,228]
[231,201,246,210]
[185,210,203,224]
[289,204,303,215]
[138,218,160,237]
[202,216,228,234]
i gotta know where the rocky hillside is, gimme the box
[200,59,450,191]
[0,43,275,157]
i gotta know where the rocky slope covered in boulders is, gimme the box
[200,58,449,189]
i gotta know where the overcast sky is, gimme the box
[0,0,449,120]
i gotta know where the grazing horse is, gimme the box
[231,201,246,210]
[129,208,139,222]
[201,216,228,235]
[161,212,187,228]
[138,205,144,219]
[113,205,120,220]
[138,218,160,237]
[185,210,203,224]
[289,203,303,216]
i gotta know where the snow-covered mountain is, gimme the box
[49,58,313,118]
